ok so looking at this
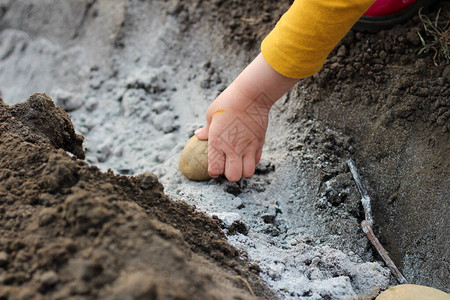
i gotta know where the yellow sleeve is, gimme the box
[261,0,375,79]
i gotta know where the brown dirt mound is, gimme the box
[0,93,273,299]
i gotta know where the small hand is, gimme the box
[195,53,299,181]
[195,87,272,181]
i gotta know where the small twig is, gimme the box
[347,159,408,284]
[236,275,256,297]
[240,17,258,24]
[361,221,408,284]
[347,159,373,226]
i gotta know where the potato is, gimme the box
[178,135,211,181]
[376,284,449,300]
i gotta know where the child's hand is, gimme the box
[195,86,271,181]
[196,53,299,181]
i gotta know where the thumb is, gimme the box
[196,100,217,140]
[195,125,209,140]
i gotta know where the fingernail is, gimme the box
[195,128,202,136]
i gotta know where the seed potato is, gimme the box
[179,136,211,181]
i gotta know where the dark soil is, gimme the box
[169,0,291,52]
[287,3,450,292]
[0,94,274,299]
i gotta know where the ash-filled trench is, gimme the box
[4,0,448,299]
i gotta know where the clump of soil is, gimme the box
[0,93,273,299]
[9,93,85,160]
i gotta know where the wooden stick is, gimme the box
[361,220,408,284]
[347,159,408,284]
[347,159,373,226]
[235,276,256,297]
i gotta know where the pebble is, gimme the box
[52,88,83,112]
[261,206,278,224]
[228,220,249,235]
[39,270,59,288]
[212,212,242,227]
[85,97,98,112]
[224,182,242,196]
[337,45,347,57]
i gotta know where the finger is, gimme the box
[255,148,263,165]
[196,101,218,140]
[208,143,225,178]
[225,154,242,182]
[195,126,208,140]
[205,103,216,124]
[242,153,256,178]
